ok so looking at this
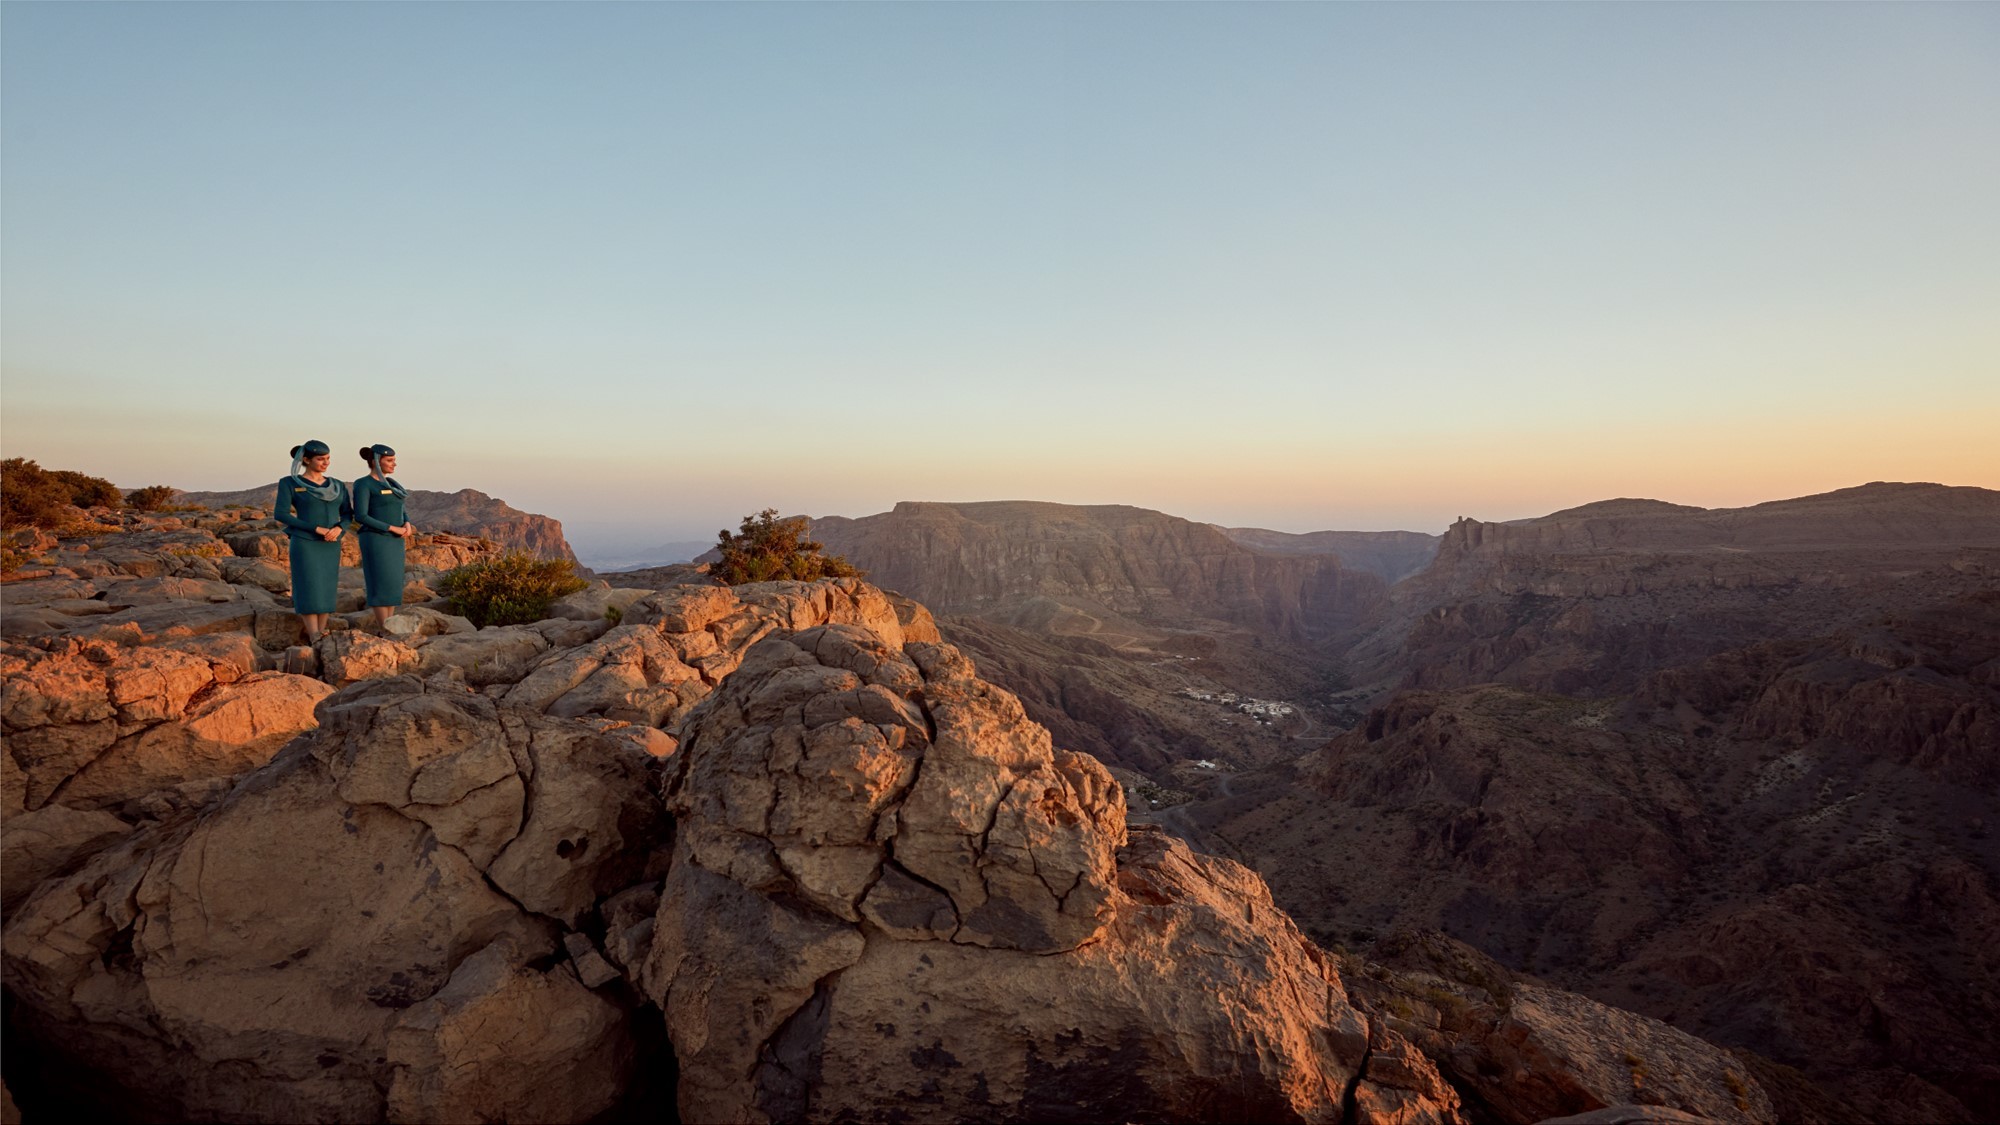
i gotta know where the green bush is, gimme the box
[711,508,862,586]
[438,551,588,628]
[2,459,73,529]
[127,485,179,511]
[52,470,123,510]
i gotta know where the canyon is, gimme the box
[1,478,1992,1123]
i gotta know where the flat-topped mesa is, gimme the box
[812,499,1389,643]
[1425,482,2000,595]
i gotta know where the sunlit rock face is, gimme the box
[643,622,1466,1125]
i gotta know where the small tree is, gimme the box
[127,485,178,512]
[52,470,123,510]
[711,509,862,586]
[438,551,589,628]
[1,459,73,529]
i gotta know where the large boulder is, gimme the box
[2,676,670,1123]
[640,624,1458,1124]
[1,639,330,818]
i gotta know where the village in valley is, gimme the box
[1175,685,1298,723]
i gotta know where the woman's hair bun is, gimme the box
[290,445,303,458]
[359,447,375,462]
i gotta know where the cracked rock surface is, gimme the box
[0,675,667,1123]
[642,623,1462,1124]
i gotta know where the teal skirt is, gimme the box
[289,537,342,614]
[358,532,405,607]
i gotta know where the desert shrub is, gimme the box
[1,459,73,529]
[52,469,123,510]
[711,508,862,586]
[438,551,588,628]
[127,485,178,511]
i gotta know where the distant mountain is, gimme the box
[1218,526,1441,584]
[811,500,1388,644]
[174,484,576,561]
[1364,481,2000,694]
[1173,480,2000,1121]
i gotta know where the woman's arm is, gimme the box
[272,479,316,533]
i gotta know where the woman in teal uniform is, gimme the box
[273,440,351,642]
[352,444,414,628]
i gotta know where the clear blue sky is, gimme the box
[4,2,1995,557]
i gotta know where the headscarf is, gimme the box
[363,444,408,500]
[289,440,344,503]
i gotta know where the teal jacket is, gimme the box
[273,478,352,541]
[352,476,409,535]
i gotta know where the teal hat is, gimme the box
[294,439,330,458]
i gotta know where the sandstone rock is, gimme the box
[640,625,1439,1124]
[55,672,335,813]
[217,556,290,595]
[222,529,287,560]
[1,605,74,638]
[379,605,476,640]
[562,931,622,989]
[384,936,634,1123]
[882,589,942,643]
[101,576,244,606]
[40,598,120,617]
[315,632,420,687]
[3,676,668,1123]
[1,641,225,809]
[413,624,555,686]
[1345,931,1775,1125]
[71,601,258,644]
[159,632,262,682]
[598,881,660,975]
[624,583,739,634]
[0,802,132,911]
[506,624,700,724]
[549,580,654,623]
[255,609,304,649]
[0,576,99,607]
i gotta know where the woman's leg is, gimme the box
[372,605,392,628]
[300,613,321,643]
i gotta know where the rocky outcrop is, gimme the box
[177,484,578,561]
[2,676,667,1123]
[1347,931,1773,1124]
[641,622,1467,1124]
[3,635,332,817]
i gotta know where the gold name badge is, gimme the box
[381,489,392,495]
[294,488,306,493]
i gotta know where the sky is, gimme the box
[4,2,1996,559]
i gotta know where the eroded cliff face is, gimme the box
[1192,633,2000,1123]
[813,500,1389,644]
[1353,482,2000,696]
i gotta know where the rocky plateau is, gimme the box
[0,490,1801,1124]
